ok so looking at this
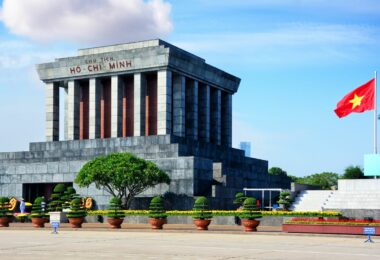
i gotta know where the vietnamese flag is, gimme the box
[334,78,375,118]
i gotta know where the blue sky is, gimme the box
[0,0,380,177]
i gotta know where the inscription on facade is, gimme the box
[69,57,132,75]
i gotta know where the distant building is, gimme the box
[239,142,251,157]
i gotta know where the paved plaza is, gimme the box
[0,229,379,259]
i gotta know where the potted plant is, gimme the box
[148,196,167,229]
[277,191,292,210]
[239,197,262,232]
[48,183,66,212]
[48,183,68,224]
[61,187,80,211]
[30,197,49,228]
[233,192,247,225]
[106,197,125,229]
[192,196,212,230]
[0,197,12,227]
[233,192,247,206]
[67,198,87,228]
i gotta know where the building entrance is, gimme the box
[22,182,72,203]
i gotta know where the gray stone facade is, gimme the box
[0,39,291,209]
[37,39,238,146]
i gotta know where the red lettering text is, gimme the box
[88,64,102,72]
[109,62,116,69]
[69,66,81,74]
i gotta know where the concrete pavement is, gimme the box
[0,227,379,259]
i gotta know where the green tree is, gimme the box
[75,152,171,209]
[297,172,339,190]
[342,166,365,179]
[268,167,288,177]
[287,175,299,183]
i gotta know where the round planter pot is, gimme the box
[31,217,45,228]
[107,217,124,229]
[148,218,166,230]
[193,219,211,230]
[68,217,84,228]
[242,219,260,232]
[0,217,10,227]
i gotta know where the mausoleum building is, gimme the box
[0,40,290,209]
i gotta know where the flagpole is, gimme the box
[375,71,378,179]
[375,70,378,155]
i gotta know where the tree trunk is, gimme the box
[122,193,134,209]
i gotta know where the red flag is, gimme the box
[334,79,375,118]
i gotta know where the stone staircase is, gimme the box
[290,190,335,211]
[323,191,380,210]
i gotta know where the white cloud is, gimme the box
[0,0,173,45]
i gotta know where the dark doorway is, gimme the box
[100,78,111,138]
[22,182,73,203]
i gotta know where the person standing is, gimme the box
[19,198,25,214]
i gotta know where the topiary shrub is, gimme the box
[30,197,48,219]
[278,191,292,210]
[192,196,212,220]
[148,196,166,219]
[233,192,247,206]
[62,187,80,210]
[0,197,11,218]
[106,197,125,219]
[54,183,66,193]
[238,197,262,220]
[66,198,87,218]
[48,183,66,212]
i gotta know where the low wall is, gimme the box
[338,179,380,191]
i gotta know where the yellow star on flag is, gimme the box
[349,94,364,109]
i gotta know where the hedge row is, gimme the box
[87,210,342,217]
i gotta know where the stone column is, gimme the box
[67,80,80,140]
[134,73,146,136]
[221,92,232,147]
[89,78,101,139]
[111,76,123,138]
[210,87,221,145]
[45,82,60,141]
[64,87,68,140]
[157,70,172,135]
[172,74,186,137]
[186,79,198,140]
[198,84,210,143]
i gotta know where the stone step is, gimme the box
[290,190,334,211]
